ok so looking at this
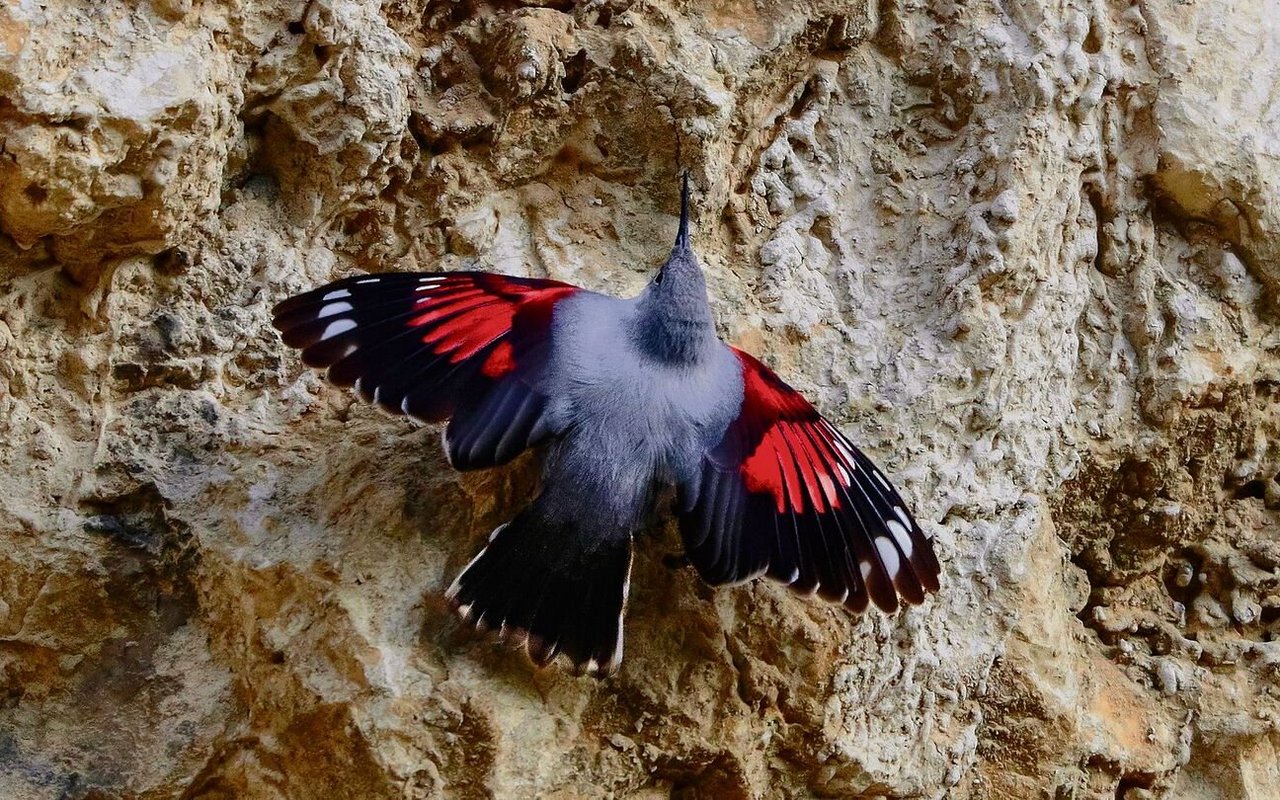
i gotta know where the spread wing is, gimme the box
[679,348,941,613]
[272,271,578,469]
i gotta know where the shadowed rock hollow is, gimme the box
[1,1,1278,798]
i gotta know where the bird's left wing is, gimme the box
[272,271,578,469]
[679,348,941,613]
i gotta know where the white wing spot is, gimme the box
[837,464,852,485]
[817,472,838,505]
[887,520,913,559]
[894,506,910,527]
[875,537,901,578]
[318,301,353,318]
[447,545,489,603]
[321,319,357,339]
[873,470,891,491]
[355,277,380,284]
[322,289,352,300]
[859,559,872,580]
[605,551,633,675]
[830,433,858,467]
[323,347,358,381]
[441,427,454,468]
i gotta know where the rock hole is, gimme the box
[23,183,47,205]
[596,6,613,27]
[1186,457,1205,482]
[314,44,333,66]
[664,753,751,800]
[1084,182,1110,275]
[240,173,279,200]
[287,19,305,35]
[552,145,575,167]
[1115,771,1156,797]
[153,247,190,275]
[343,209,378,237]
[1163,553,1201,608]
[408,117,434,156]
[80,484,178,555]
[447,3,472,26]
[823,14,854,51]
[1083,17,1104,54]
[1071,550,1108,632]
[1234,479,1267,500]
[84,515,155,550]
[561,49,588,95]
[789,77,818,120]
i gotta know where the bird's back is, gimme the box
[535,291,743,534]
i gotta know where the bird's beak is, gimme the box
[674,171,691,253]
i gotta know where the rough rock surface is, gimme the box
[1,1,1278,798]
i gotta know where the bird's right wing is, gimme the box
[678,348,941,613]
[272,271,578,469]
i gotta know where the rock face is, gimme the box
[1,1,1277,797]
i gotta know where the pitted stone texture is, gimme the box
[0,4,238,279]
[0,1,1277,798]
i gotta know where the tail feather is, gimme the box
[445,508,632,677]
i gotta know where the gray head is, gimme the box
[647,174,711,316]
[632,174,715,363]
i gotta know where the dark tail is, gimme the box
[445,507,633,677]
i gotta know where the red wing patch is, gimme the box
[273,271,577,468]
[410,283,571,365]
[680,348,942,615]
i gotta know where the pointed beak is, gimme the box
[674,171,691,253]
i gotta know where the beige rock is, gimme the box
[0,1,1277,798]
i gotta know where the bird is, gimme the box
[271,174,941,677]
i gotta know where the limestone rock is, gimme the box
[0,1,1277,798]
